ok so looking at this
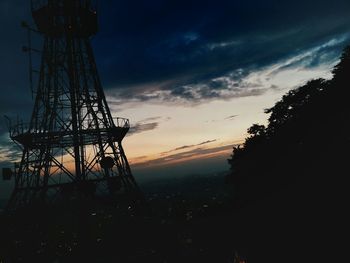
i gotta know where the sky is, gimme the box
[1,0,350,195]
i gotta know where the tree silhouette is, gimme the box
[227,45,350,205]
[332,46,350,79]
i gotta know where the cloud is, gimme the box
[2,0,350,119]
[95,0,350,104]
[106,33,350,106]
[271,36,349,73]
[1,0,350,120]
[161,139,217,155]
[206,114,238,123]
[225,115,238,120]
[0,134,20,164]
[0,147,18,163]
[197,140,217,146]
[133,143,235,168]
[129,122,159,135]
[127,116,172,136]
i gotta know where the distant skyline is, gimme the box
[1,0,350,191]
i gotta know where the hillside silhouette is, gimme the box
[225,46,350,261]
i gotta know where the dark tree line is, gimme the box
[227,46,350,205]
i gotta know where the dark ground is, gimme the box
[0,172,238,263]
[0,167,347,263]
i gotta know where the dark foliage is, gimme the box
[224,47,350,261]
[227,46,350,205]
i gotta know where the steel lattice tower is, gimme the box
[7,0,139,209]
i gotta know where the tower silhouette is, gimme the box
[7,0,139,209]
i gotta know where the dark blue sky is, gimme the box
[96,0,350,87]
[1,0,350,117]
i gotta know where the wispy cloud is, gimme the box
[129,122,159,135]
[128,116,172,136]
[161,139,217,155]
[0,143,20,164]
[133,143,235,168]
[225,115,238,120]
[107,33,349,106]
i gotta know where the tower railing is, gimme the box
[8,117,130,143]
[8,121,31,140]
[113,117,130,129]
